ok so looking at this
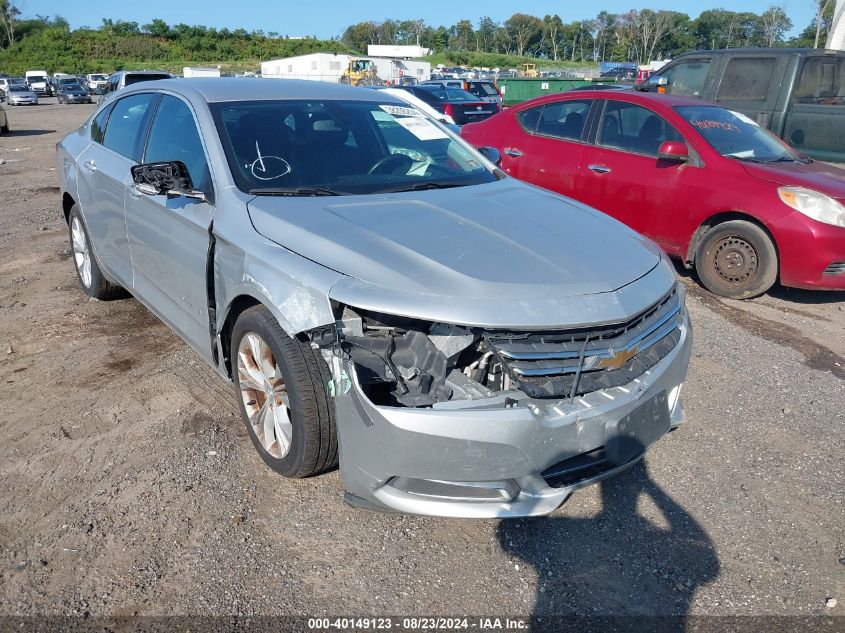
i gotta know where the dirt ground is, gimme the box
[0,99,843,625]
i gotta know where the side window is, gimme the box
[516,105,543,133]
[716,58,776,101]
[598,101,682,157]
[535,100,592,141]
[90,104,113,144]
[144,95,210,192]
[792,57,845,105]
[662,59,711,97]
[102,93,158,161]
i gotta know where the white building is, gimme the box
[828,0,845,50]
[261,53,431,84]
[367,44,430,59]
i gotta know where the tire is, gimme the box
[695,220,778,299]
[0,123,7,135]
[67,205,126,300]
[232,305,337,478]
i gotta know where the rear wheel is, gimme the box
[67,205,126,300]
[232,306,337,478]
[695,220,777,299]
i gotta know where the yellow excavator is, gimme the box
[340,58,382,86]
[521,63,539,78]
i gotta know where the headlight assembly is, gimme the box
[778,186,845,228]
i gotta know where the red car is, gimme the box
[461,90,845,299]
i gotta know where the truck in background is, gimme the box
[85,73,109,93]
[25,70,51,96]
[183,67,221,78]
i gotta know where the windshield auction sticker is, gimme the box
[395,117,449,141]
[379,104,424,118]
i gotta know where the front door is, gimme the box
[576,99,694,253]
[124,95,215,359]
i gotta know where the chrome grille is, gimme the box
[485,288,683,399]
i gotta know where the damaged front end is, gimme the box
[306,285,692,518]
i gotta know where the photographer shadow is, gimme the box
[499,447,719,627]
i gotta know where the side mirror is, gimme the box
[130,161,206,201]
[657,141,689,163]
[478,146,502,166]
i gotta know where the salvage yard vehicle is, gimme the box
[56,80,93,104]
[461,90,845,298]
[101,70,173,98]
[5,84,38,106]
[397,84,500,125]
[57,78,691,517]
[0,103,8,134]
[85,73,109,94]
[638,48,845,163]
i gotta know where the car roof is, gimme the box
[673,47,845,58]
[119,77,410,105]
[523,89,707,109]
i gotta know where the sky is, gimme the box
[16,0,816,38]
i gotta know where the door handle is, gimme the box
[588,164,611,174]
[504,148,523,157]
[82,159,97,172]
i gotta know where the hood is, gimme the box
[247,180,669,327]
[742,161,845,201]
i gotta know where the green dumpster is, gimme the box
[497,78,613,107]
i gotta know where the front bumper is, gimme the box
[774,211,845,290]
[334,308,693,518]
[64,95,92,103]
[9,98,37,105]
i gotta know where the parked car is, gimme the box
[600,67,637,83]
[57,78,691,517]
[397,84,500,125]
[0,77,23,97]
[461,89,845,298]
[101,70,173,98]
[0,103,8,135]
[373,86,458,127]
[637,48,845,163]
[423,78,503,107]
[85,73,109,94]
[56,80,93,104]
[5,84,38,105]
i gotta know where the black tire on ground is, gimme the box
[67,204,127,300]
[695,219,778,300]
[232,305,338,478]
[0,123,7,134]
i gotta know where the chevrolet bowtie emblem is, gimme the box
[596,346,639,371]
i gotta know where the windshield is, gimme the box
[211,99,497,195]
[675,105,802,163]
[28,76,47,83]
[9,85,30,92]
[91,74,108,81]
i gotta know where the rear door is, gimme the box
[76,92,158,286]
[124,94,216,358]
[504,98,595,196]
[712,54,788,129]
[575,99,695,252]
[783,55,845,163]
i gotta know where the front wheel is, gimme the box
[695,220,778,299]
[232,306,337,478]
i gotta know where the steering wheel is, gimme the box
[367,153,415,175]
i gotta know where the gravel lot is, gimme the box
[0,98,843,627]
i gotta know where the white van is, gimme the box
[25,70,51,96]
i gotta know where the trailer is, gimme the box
[261,53,430,85]
[183,67,221,78]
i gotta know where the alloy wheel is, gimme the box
[236,332,293,459]
[70,216,92,288]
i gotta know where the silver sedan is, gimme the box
[57,78,691,517]
[5,85,38,105]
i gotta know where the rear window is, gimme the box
[467,82,498,97]
[717,58,777,101]
[125,74,171,86]
[418,87,479,102]
[792,57,845,106]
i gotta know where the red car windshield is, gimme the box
[675,105,805,164]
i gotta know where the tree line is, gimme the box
[0,2,837,75]
[342,4,837,64]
